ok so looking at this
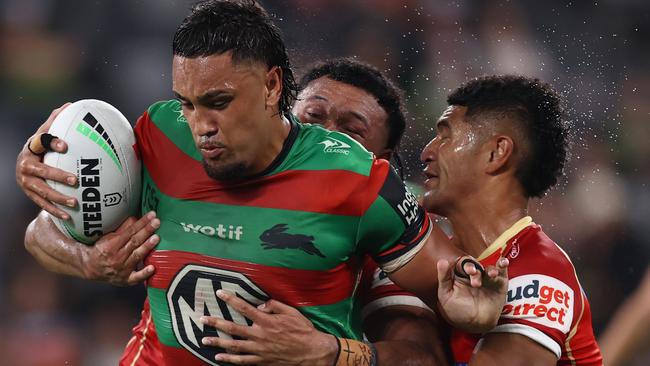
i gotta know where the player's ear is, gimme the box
[485,135,514,174]
[264,66,283,108]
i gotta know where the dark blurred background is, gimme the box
[1,0,648,365]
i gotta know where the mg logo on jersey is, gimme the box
[319,137,351,155]
[501,274,574,333]
[168,265,269,365]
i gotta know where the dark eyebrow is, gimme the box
[349,111,369,127]
[173,89,231,103]
[307,95,328,102]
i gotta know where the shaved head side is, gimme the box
[447,75,568,198]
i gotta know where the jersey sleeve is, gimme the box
[356,162,431,274]
[483,235,585,360]
[133,100,169,165]
[357,257,432,320]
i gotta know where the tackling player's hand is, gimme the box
[437,256,509,333]
[81,211,160,286]
[16,103,79,220]
[200,290,339,365]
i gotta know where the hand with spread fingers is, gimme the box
[25,210,160,286]
[199,290,339,366]
[16,103,80,220]
[82,212,161,286]
[436,256,510,333]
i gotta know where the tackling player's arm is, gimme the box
[24,210,160,285]
[365,305,450,366]
[359,164,508,332]
[358,260,451,365]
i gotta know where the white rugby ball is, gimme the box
[44,99,141,244]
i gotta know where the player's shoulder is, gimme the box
[144,99,186,127]
[292,120,376,176]
[498,225,584,344]
[510,224,578,280]
[134,99,197,159]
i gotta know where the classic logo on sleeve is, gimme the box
[319,138,351,155]
[501,274,574,334]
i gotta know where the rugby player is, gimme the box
[17,1,508,365]
[21,57,452,364]
[425,75,603,365]
[119,58,451,366]
[294,58,451,365]
[199,75,604,366]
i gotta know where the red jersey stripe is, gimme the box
[145,250,356,307]
[135,113,387,216]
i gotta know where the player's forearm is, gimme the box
[365,306,450,366]
[374,341,444,366]
[388,228,461,308]
[599,289,650,366]
[24,210,89,279]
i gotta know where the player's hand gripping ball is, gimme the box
[44,100,141,244]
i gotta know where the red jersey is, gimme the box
[121,256,431,366]
[451,217,602,365]
[120,298,162,366]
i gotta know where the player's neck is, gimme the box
[251,113,291,174]
[448,184,528,258]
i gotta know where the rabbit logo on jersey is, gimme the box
[501,274,574,333]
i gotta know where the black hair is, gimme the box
[299,58,407,178]
[447,75,568,198]
[173,0,298,114]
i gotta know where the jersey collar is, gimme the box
[477,216,533,262]
[253,114,299,178]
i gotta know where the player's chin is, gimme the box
[202,159,249,181]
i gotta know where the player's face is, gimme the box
[420,105,484,215]
[172,53,278,181]
[292,77,391,159]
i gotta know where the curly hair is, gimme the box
[447,75,569,198]
[299,58,407,178]
[173,0,298,114]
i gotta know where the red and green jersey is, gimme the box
[130,100,430,365]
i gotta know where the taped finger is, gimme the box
[28,133,59,155]
[454,256,486,279]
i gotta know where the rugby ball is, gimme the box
[44,99,141,244]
